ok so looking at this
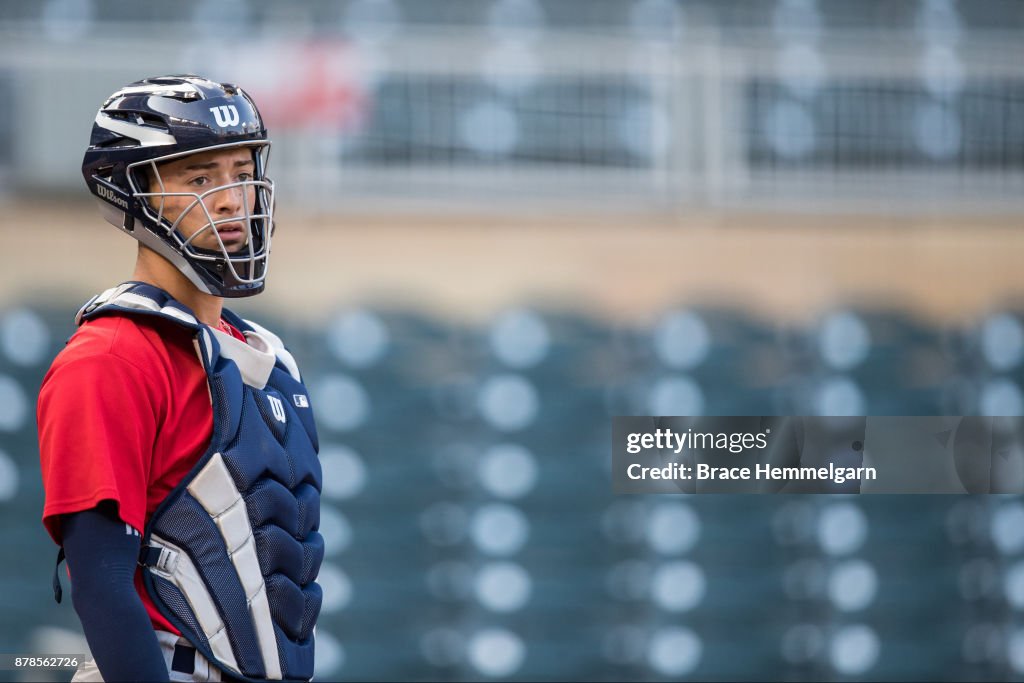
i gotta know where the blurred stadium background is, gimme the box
[1,0,1024,680]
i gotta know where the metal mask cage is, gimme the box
[126,141,274,288]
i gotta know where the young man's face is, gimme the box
[150,147,257,253]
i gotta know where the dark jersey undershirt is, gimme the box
[62,503,170,683]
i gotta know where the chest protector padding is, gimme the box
[76,283,323,682]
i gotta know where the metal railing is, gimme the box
[1,22,1022,213]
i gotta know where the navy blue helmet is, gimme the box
[82,75,274,298]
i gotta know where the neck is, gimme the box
[132,246,224,327]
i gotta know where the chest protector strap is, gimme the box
[78,283,323,683]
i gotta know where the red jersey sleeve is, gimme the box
[38,352,164,544]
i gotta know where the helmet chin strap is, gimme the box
[131,219,219,296]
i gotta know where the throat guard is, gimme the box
[77,283,323,682]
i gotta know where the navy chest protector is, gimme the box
[74,283,323,682]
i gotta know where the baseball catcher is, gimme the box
[37,75,323,683]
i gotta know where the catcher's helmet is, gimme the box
[82,75,274,298]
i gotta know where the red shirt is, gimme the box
[38,312,246,634]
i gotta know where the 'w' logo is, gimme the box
[268,395,287,424]
[209,104,240,127]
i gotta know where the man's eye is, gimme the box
[190,176,210,187]
[238,173,253,181]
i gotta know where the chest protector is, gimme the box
[77,282,323,682]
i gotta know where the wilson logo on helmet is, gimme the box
[210,104,240,128]
[96,183,129,209]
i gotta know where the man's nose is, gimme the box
[209,183,244,215]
